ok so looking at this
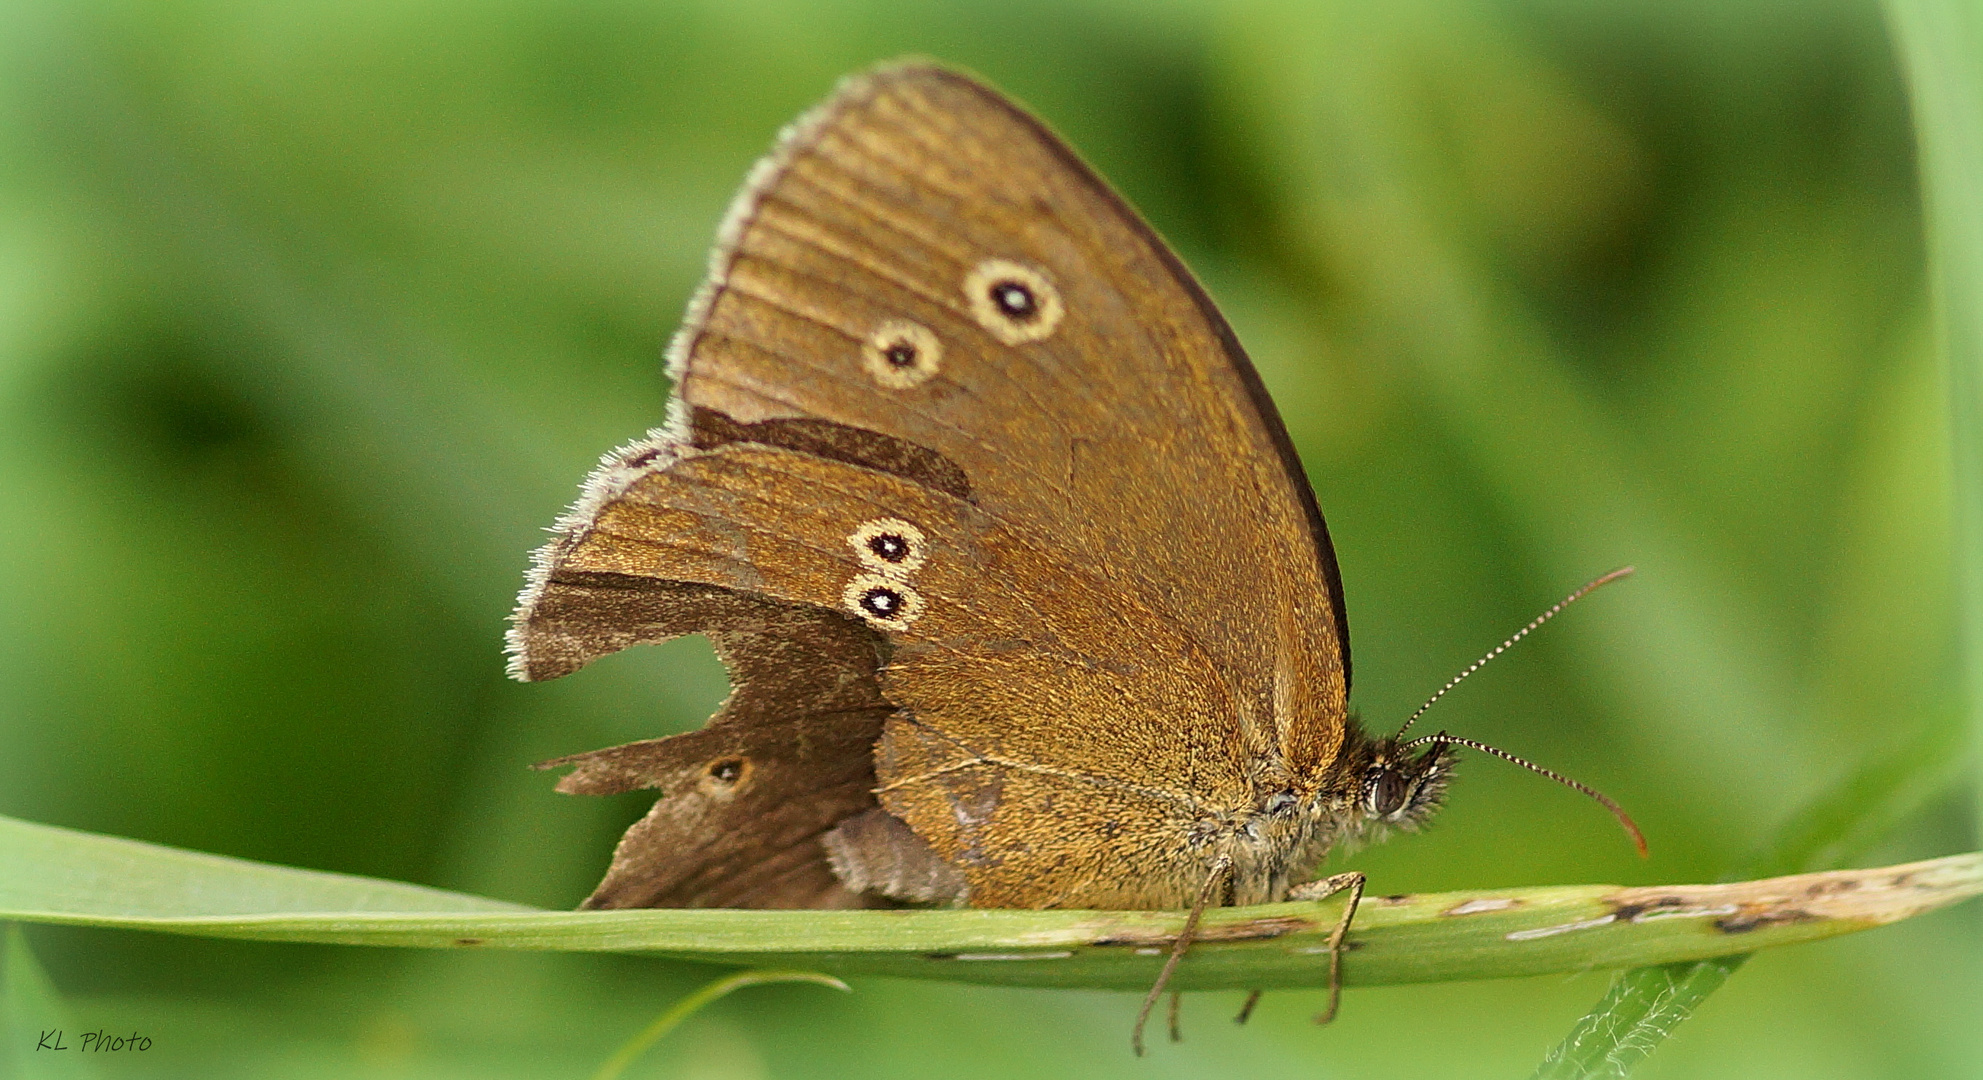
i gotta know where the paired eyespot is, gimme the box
[848,518,927,573]
[841,518,930,631]
[861,319,942,389]
[842,573,924,631]
[964,259,1064,345]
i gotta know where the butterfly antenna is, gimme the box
[1393,566,1635,741]
[1404,731,1648,857]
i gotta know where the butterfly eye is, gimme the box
[862,319,942,389]
[1366,770,1411,817]
[965,259,1064,345]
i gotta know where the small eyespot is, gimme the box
[964,259,1064,345]
[862,319,942,389]
[699,756,751,797]
[842,573,925,631]
[848,517,927,574]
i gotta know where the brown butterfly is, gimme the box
[507,59,1641,1051]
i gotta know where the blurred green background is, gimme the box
[0,0,1974,1076]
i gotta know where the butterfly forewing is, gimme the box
[687,71,1347,716]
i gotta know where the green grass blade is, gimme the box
[1890,2,1983,1074]
[590,970,849,1080]
[1530,958,1743,1080]
[0,811,531,920]
[2,815,1976,993]
[1887,0,1983,886]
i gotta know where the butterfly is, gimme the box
[507,60,1639,1051]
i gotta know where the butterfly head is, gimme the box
[1358,736,1456,832]
[1352,569,1648,855]
[1363,729,1649,857]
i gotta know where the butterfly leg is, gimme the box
[1233,989,1263,1025]
[1131,854,1233,1056]
[1288,870,1366,1025]
[1167,989,1183,1043]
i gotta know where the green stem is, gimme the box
[589,969,849,1080]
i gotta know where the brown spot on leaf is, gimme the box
[1611,896,1690,922]
[1716,908,1818,934]
[1095,915,1316,948]
[1443,897,1521,916]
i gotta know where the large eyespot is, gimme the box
[848,518,927,574]
[862,319,942,389]
[964,259,1064,345]
[843,574,924,631]
[698,756,752,797]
